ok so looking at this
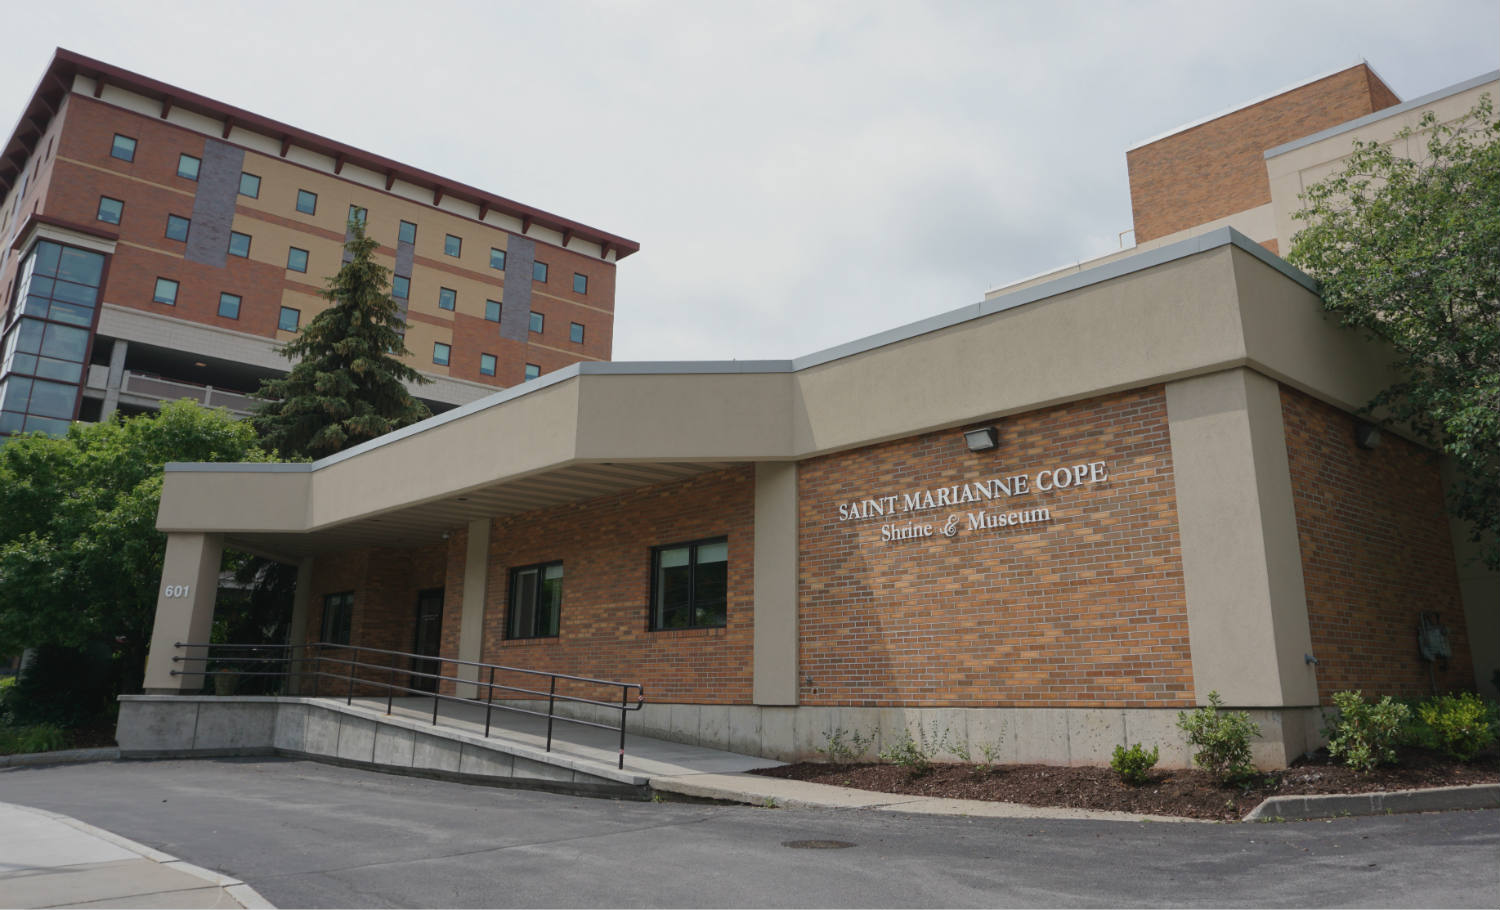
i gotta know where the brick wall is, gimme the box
[797,385,1193,709]
[1127,64,1399,242]
[1279,386,1473,699]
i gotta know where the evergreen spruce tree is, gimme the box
[253,219,431,458]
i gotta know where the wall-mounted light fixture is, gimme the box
[1354,422,1382,450]
[964,426,998,452]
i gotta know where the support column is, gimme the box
[284,557,314,694]
[753,462,799,705]
[141,533,223,693]
[456,518,490,699]
[1166,368,1318,712]
[100,339,127,419]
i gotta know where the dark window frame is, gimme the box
[489,248,506,270]
[392,275,410,299]
[649,536,729,631]
[523,363,540,381]
[177,153,201,181]
[533,260,548,282]
[444,234,462,257]
[321,591,354,645]
[152,277,179,306]
[164,214,190,242]
[484,299,501,322]
[286,247,309,273]
[438,287,456,311]
[217,292,241,320]
[479,353,496,376]
[110,134,136,162]
[573,272,588,294]
[296,189,318,214]
[96,196,123,225]
[278,306,300,332]
[348,204,367,226]
[529,311,544,333]
[569,322,585,344]
[228,231,251,258]
[506,561,563,640]
[398,220,417,244]
[432,341,451,366]
[239,172,261,198]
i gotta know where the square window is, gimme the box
[524,363,540,381]
[489,248,506,270]
[287,247,309,273]
[110,134,136,162]
[438,287,456,311]
[444,234,462,257]
[152,277,178,305]
[217,292,241,320]
[239,172,261,198]
[165,214,190,242]
[651,538,728,630]
[573,273,588,294]
[533,260,548,282]
[484,300,501,322]
[228,231,251,258]
[398,220,417,244]
[507,562,563,639]
[177,154,201,180]
[296,189,317,214]
[348,205,367,226]
[480,353,496,376]
[278,306,300,332]
[321,592,353,645]
[529,311,543,333]
[433,342,451,366]
[96,196,123,225]
[392,275,410,299]
[570,322,585,344]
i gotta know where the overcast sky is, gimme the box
[3,1,1496,362]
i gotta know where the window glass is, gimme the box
[228,232,251,258]
[480,353,496,376]
[529,311,543,333]
[26,379,77,420]
[56,246,104,287]
[392,275,409,299]
[432,342,451,366]
[110,134,136,162]
[287,247,308,273]
[321,592,353,645]
[444,234,462,257]
[484,300,501,322]
[218,293,241,319]
[177,154,201,180]
[489,248,506,270]
[278,306,300,332]
[165,214,190,242]
[508,562,563,639]
[296,189,317,214]
[239,172,261,198]
[153,277,178,305]
[398,221,417,244]
[33,242,62,277]
[533,260,548,282]
[573,273,588,294]
[348,205,367,226]
[652,539,728,630]
[40,323,88,362]
[0,377,31,411]
[96,196,123,225]
[524,363,540,381]
[438,287,456,310]
[569,322,584,344]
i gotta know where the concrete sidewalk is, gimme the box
[0,801,273,909]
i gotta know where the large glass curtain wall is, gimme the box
[0,240,106,436]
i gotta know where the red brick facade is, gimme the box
[1127,64,1399,243]
[1279,386,1473,700]
[798,385,1193,709]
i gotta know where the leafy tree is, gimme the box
[1288,96,1500,568]
[252,218,431,459]
[0,401,273,698]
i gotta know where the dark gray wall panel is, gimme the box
[394,240,414,277]
[185,139,244,267]
[500,234,534,342]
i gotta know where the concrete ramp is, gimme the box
[116,695,781,797]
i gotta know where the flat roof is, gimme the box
[0,49,639,260]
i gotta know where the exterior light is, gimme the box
[964,426,998,452]
[1355,422,1381,449]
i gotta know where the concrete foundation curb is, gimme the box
[1244,783,1500,821]
[0,746,121,767]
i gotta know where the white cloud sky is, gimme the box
[3,0,1495,361]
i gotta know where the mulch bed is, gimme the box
[752,746,1500,821]
[66,723,118,750]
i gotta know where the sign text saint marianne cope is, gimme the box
[836,461,1109,543]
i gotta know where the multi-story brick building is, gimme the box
[0,49,637,439]
[128,65,1498,770]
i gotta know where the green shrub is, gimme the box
[1176,691,1260,784]
[952,734,1005,776]
[1110,742,1159,785]
[0,723,68,755]
[816,727,873,765]
[1323,690,1410,771]
[1418,692,1497,761]
[879,722,952,777]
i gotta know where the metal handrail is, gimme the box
[170,641,646,769]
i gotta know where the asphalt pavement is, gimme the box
[1,758,1496,908]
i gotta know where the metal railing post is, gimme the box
[346,652,356,705]
[484,666,496,738]
[386,658,396,715]
[618,686,628,770]
[312,648,321,698]
[545,676,557,753]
